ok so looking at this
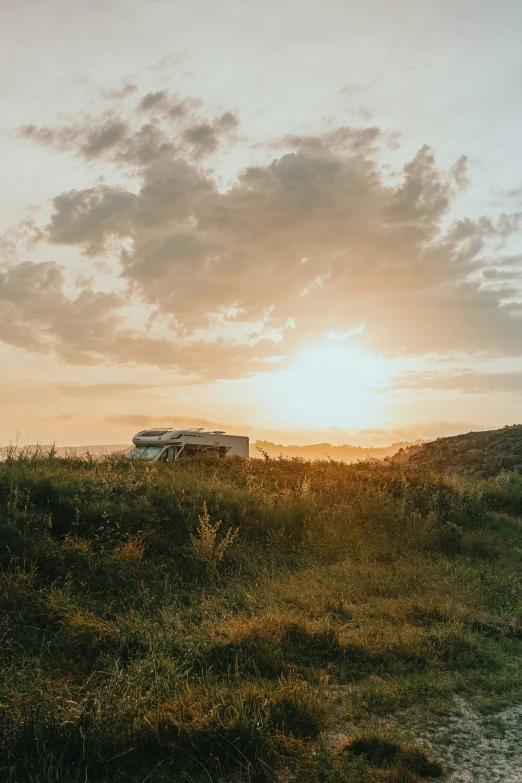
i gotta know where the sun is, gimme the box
[256,340,391,431]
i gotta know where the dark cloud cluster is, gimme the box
[7,89,522,376]
[20,91,235,165]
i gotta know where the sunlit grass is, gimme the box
[1,452,521,781]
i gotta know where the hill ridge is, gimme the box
[403,424,522,477]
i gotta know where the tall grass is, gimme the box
[1,453,521,781]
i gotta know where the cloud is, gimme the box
[0,220,41,263]
[0,260,123,359]
[47,186,137,254]
[182,113,239,156]
[21,95,233,169]
[19,123,80,149]
[348,420,488,444]
[57,383,154,398]
[139,90,168,110]
[10,88,522,378]
[0,257,287,376]
[481,267,522,283]
[506,187,522,201]
[183,122,218,155]
[99,83,138,100]
[451,155,470,190]
[390,370,522,395]
[147,51,190,72]
[81,121,128,158]
[276,125,381,154]
[105,413,242,432]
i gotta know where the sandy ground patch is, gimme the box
[414,697,522,782]
[324,691,522,782]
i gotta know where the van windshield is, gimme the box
[126,446,163,461]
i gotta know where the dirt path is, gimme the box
[414,697,522,782]
[324,691,522,782]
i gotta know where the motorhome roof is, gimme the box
[136,427,229,437]
[172,429,228,436]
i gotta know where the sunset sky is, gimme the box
[1,0,522,447]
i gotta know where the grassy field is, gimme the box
[1,452,521,782]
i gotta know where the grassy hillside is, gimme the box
[404,425,522,478]
[1,453,522,782]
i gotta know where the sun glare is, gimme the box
[257,340,390,430]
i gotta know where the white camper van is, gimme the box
[125,427,249,462]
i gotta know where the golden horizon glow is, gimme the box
[1,0,522,447]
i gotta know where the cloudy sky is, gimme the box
[1,0,522,447]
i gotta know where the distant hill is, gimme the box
[402,425,522,477]
[252,439,425,462]
[1,440,423,463]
